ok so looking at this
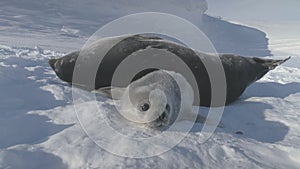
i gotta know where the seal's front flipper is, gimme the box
[92,87,125,100]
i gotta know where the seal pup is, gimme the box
[96,70,209,128]
[49,34,291,106]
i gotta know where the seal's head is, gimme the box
[48,51,79,83]
[113,70,194,129]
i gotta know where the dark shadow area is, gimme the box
[244,82,300,98]
[189,100,289,143]
[0,56,72,148]
[200,14,272,57]
[189,81,300,143]
[221,101,289,143]
[0,149,68,169]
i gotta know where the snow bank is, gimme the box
[0,0,207,33]
[0,0,270,56]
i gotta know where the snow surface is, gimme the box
[1,0,300,169]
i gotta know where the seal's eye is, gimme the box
[139,103,150,112]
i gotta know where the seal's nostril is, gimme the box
[159,111,167,121]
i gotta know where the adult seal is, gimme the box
[49,34,290,107]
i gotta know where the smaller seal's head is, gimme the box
[48,51,79,83]
[114,70,194,129]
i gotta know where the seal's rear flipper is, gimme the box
[253,56,291,70]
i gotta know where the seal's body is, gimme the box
[49,34,290,106]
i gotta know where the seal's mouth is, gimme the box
[158,111,168,123]
[149,104,171,128]
[155,111,169,128]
